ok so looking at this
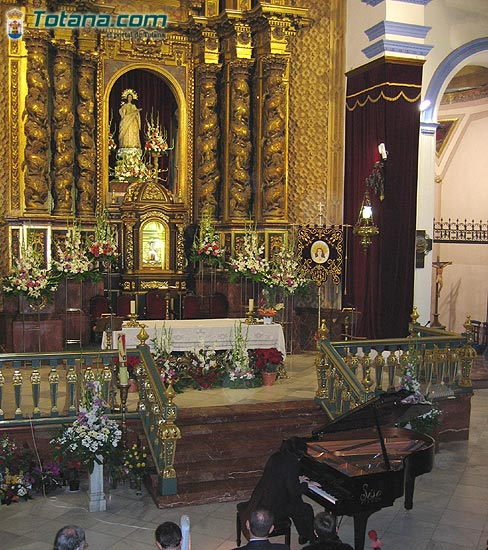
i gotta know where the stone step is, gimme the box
[146,398,326,508]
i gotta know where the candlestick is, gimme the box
[130,300,136,315]
[248,298,254,312]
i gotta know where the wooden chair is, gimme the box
[209,292,229,318]
[89,295,110,342]
[235,501,291,547]
[117,294,134,319]
[145,290,167,319]
[182,293,200,319]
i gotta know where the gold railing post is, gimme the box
[48,366,60,417]
[65,363,78,415]
[30,366,42,418]
[157,384,181,495]
[13,369,23,419]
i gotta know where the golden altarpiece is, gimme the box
[0,0,347,350]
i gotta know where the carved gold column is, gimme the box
[176,222,185,273]
[226,59,253,220]
[123,218,136,272]
[259,55,288,222]
[52,40,75,215]
[195,63,221,219]
[76,56,97,215]
[23,31,50,212]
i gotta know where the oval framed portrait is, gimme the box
[311,240,330,264]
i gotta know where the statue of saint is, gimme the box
[119,89,141,149]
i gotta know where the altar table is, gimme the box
[101,318,286,358]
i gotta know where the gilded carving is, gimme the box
[52,46,75,215]
[262,56,287,220]
[229,61,252,218]
[176,224,185,273]
[23,37,50,212]
[76,59,96,214]
[195,64,221,219]
[10,60,20,210]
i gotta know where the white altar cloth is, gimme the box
[101,318,286,358]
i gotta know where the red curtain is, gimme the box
[108,69,177,188]
[343,60,423,338]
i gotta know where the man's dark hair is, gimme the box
[155,521,182,549]
[249,509,274,538]
[53,525,86,550]
[314,512,337,540]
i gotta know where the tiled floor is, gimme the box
[1,354,488,550]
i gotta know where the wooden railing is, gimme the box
[314,317,476,420]
[0,343,180,497]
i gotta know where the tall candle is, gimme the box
[130,300,136,315]
[248,298,254,312]
[117,333,127,364]
[119,365,129,385]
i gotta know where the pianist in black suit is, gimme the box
[302,512,353,550]
[232,509,290,550]
[246,437,318,545]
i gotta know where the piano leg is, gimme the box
[404,466,416,510]
[353,510,377,550]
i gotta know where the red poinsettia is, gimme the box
[254,348,283,373]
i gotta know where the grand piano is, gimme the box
[300,389,435,550]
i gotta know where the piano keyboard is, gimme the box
[307,484,338,505]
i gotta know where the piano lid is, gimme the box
[312,389,433,436]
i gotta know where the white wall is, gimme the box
[433,99,488,332]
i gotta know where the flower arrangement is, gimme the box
[185,347,224,389]
[257,306,278,318]
[88,209,118,265]
[3,242,58,304]
[230,227,270,283]
[113,149,152,182]
[108,131,117,152]
[50,379,122,473]
[265,243,309,295]
[192,210,225,267]
[0,471,32,505]
[124,443,149,477]
[25,461,63,494]
[51,222,99,282]
[145,112,172,155]
[254,347,283,373]
[0,435,17,472]
[152,325,186,392]
[398,362,442,435]
[222,323,258,388]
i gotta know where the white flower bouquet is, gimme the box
[3,242,58,304]
[50,380,122,472]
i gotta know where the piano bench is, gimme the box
[236,501,291,547]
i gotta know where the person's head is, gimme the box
[313,512,337,541]
[155,522,182,550]
[247,509,274,538]
[53,525,87,550]
[126,94,133,102]
[280,436,307,459]
[316,247,324,257]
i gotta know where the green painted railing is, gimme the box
[0,345,180,497]
[314,318,476,420]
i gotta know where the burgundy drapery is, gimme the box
[343,60,423,338]
[108,69,177,188]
